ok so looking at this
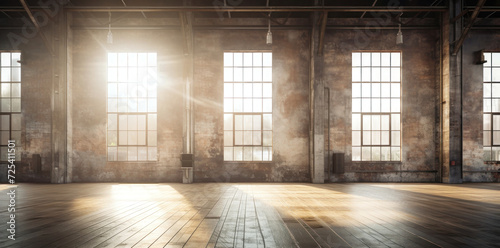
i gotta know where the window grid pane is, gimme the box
[352,52,401,161]
[484,52,500,161]
[224,52,272,161]
[0,52,22,162]
[107,53,157,161]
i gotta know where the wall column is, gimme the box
[50,11,68,183]
[442,0,463,183]
[310,8,325,184]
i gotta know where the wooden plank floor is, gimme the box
[1,183,499,248]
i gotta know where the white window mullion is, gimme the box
[352,52,401,162]
[224,52,272,162]
[107,52,157,162]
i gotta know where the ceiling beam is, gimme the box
[0,6,447,12]
[18,0,54,56]
[66,25,439,30]
[64,6,449,13]
[1,10,13,18]
[451,8,469,23]
[225,0,231,18]
[420,0,443,19]
[360,0,378,18]
[120,0,147,19]
[452,0,486,55]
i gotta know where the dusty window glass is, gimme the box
[483,52,500,161]
[352,52,401,161]
[0,52,22,161]
[224,52,272,161]
[107,53,157,161]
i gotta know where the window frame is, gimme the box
[223,51,273,162]
[106,52,158,162]
[232,113,264,147]
[0,51,22,162]
[116,113,149,147]
[482,51,500,161]
[360,113,392,147]
[351,51,402,162]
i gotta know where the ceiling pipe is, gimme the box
[18,0,54,56]
[65,25,439,30]
[0,6,448,12]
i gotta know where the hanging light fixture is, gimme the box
[396,24,403,45]
[266,13,272,45]
[107,11,113,44]
[396,13,403,45]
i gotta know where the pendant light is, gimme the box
[266,13,272,45]
[107,11,113,44]
[396,13,403,45]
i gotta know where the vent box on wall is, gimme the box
[181,154,193,167]
[475,50,487,64]
[332,153,345,174]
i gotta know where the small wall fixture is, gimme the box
[475,50,487,64]
[266,13,272,45]
[107,12,113,44]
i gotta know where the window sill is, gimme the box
[484,161,500,165]
[224,161,273,164]
[106,161,158,163]
[351,161,402,164]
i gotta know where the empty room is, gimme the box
[0,0,499,247]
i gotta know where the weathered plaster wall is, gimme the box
[325,28,440,182]
[3,14,499,183]
[462,30,500,182]
[0,27,53,182]
[193,29,310,182]
[70,19,184,182]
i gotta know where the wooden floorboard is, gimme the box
[1,182,499,248]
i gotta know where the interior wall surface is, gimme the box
[1,13,500,183]
[0,27,53,182]
[71,18,184,182]
[462,30,500,183]
[324,28,440,182]
[193,29,311,182]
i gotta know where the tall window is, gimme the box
[0,52,21,161]
[483,52,500,161]
[223,52,272,161]
[352,52,401,161]
[107,53,157,161]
